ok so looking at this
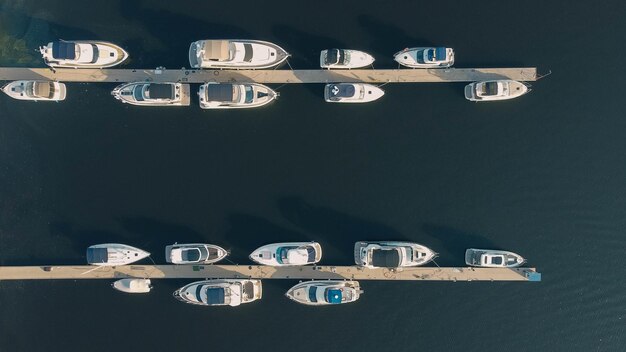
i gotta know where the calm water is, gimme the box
[1,1,625,351]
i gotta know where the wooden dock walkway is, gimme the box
[0,67,537,84]
[0,265,540,282]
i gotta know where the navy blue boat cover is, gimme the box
[435,47,447,60]
[206,287,226,304]
[52,41,76,60]
[326,289,342,304]
[86,247,108,264]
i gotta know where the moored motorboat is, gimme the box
[189,39,289,69]
[111,82,190,106]
[198,82,277,109]
[324,83,384,103]
[354,241,436,268]
[112,279,152,293]
[165,243,227,264]
[465,248,526,268]
[394,47,454,68]
[464,80,530,102]
[1,81,66,102]
[320,49,375,69]
[39,40,128,68]
[86,243,150,266]
[173,279,262,307]
[249,242,322,266]
[286,280,362,306]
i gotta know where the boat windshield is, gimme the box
[308,287,318,302]
[326,49,348,65]
[182,248,201,262]
[31,82,55,99]
[133,85,146,101]
[277,246,297,264]
[244,86,254,103]
[243,43,254,62]
[204,287,226,305]
[480,82,500,96]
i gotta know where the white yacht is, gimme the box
[354,241,437,268]
[324,83,384,103]
[465,248,526,268]
[189,39,289,69]
[286,280,362,306]
[394,47,454,68]
[465,80,530,102]
[2,81,66,102]
[86,243,150,266]
[173,279,262,307]
[111,82,190,106]
[198,82,277,109]
[112,279,152,294]
[320,49,375,69]
[165,243,227,264]
[249,242,322,266]
[39,40,129,68]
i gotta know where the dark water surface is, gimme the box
[1,1,625,351]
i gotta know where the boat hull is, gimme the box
[40,41,129,68]
[111,82,190,106]
[2,81,67,102]
[249,242,322,266]
[354,241,437,268]
[465,248,526,267]
[286,280,361,306]
[189,39,289,69]
[394,47,454,68]
[465,80,530,101]
[112,279,152,293]
[173,279,262,307]
[86,243,150,266]
[198,82,277,109]
[165,243,228,264]
[324,83,384,103]
[320,49,375,69]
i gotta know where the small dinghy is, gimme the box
[324,83,384,103]
[165,243,227,264]
[286,280,362,306]
[249,242,322,266]
[465,248,526,268]
[112,279,152,294]
[320,49,375,69]
[2,81,66,102]
[86,243,150,266]
[464,80,530,102]
[354,241,437,268]
[198,82,277,109]
[394,47,454,68]
[39,40,128,68]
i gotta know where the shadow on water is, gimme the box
[118,2,252,68]
[222,213,303,263]
[276,196,410,263]
[420,222,498,265]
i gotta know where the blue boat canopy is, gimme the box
[86,247,108,264]
[205,287,225,304]
[330,84,355,98]
[52,41,76,60]
[326,289,342,304]
[435,47,447,60]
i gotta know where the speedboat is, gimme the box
[324,83,384,103]
[86,243,150,266]
[198,82,277,109]
[354,241,437,268]
[111,82,190,106]
[394,47,454,68]
[2,81,66,102]
[465,80,530,102]
[286,280,362,306]
[112,279,152,294]
[320,49,375,69]
[173,279,262,307]
[39,40,129,68]
[165,243,227,264]
[189,39,289,69]
[465,248,526,268]
[249,242,322,266]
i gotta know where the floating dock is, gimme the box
[0,67,537,84]
[0,265,541,282]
